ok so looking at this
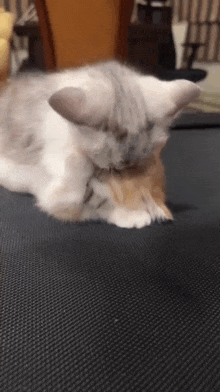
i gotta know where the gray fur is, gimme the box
[0,61,158,171]
[93,60,148,133]
[84,60,155,168]
[0,62,157,170]
[0,73,53,164]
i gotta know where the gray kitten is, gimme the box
[0,60,200,228]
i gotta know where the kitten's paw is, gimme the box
[51,205,82,221]
[37,180,84,216]
[146,199,173,222]
[0,157,13,182]
[0,157,31,192]
[108,207,151,229]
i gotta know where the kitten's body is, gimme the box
[0,60,200,228]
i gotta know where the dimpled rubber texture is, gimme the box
[1,130,220,392]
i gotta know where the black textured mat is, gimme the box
[1,130,220,392]
[171,113,220,129]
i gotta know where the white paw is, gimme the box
[0,157,13,179]
[0,157,31,192]
[146,199,172,222]
[108,207,151,229]
[37,180,84,214]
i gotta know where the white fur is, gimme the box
[107,207,151,229]
[0,157,48,194]
[137,76,201,121]
[145,197,170,222]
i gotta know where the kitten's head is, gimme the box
[49,61,200,170]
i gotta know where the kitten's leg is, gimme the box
[0,156,38,193]
[145,196,173,222]
[0,154,90,222]
[37,152,93,219]
[36,111,94,218]
[87,179,152,228]
[89,180,173,228]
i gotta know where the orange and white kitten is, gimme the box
[106,142,173,227]
[78,140,172,228]
[0,60,200,228]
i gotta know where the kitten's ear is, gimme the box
[168,80,201,115]
[48,87,86,124]
[49,84,112,126]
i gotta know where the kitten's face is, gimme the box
[49,61,201,170]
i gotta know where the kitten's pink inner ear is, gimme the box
[48,87,85,123]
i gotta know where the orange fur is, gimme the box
[52,143,173,224]
[107,143,173,220]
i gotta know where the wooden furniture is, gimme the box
[128,2,207,83]
[128,25,171,74]
[35,0,134,71]
[35,0,56,70]
[128,4,173,74]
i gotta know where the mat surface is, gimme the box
[1,130,220,392]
